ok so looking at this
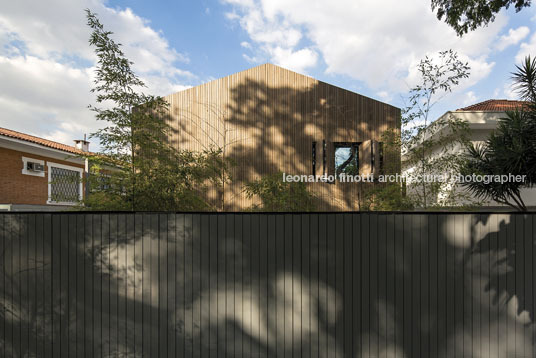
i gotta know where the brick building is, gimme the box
[0,127,90,211]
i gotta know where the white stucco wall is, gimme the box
[402,110,536,209]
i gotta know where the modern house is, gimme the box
[163,63,401,211]
[0,127,89,211]
[402,99,536,209]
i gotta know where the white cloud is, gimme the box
[223,0,506,95]
[243,53,263,63]
[376,91,391,101]
[516,32,536,63]
[0,56,92,107]
[0,0,193,150]
[503,81,518,99]
[0,55,97,143]
[269,47,318,73]
[496,26,530,51]
[224,0,318,73]
[463,91,478,106]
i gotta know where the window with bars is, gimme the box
[48,164,82,204]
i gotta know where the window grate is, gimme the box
[50,167,80,203]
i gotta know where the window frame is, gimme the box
[47,162,84,205]
[21,156,45,177]
[333,142,361,179]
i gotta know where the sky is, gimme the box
[1,0,536,150]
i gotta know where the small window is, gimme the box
[21,157,45,177]
[378,142,384,174]
[322,139,327,175]
[371,142,375,171]
[334,142,360,177]
[90,172,111,192]
[312,141,317,175]
[47,162,83,204]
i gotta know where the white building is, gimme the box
[402,99,536,210]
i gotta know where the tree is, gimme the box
[460,56,536,211]
[431,0,531,36]
[358,51,475,211]
[400,50,478,209]
[244,172,317,212]
[82,9,228,211]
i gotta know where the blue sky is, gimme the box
[1,0,536,150]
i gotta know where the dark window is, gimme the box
[371,141,375,170]
[379,142,384,174]
[322,139,327,175]
[312,141,317,175]
[334,142,360,177]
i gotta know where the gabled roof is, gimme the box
[167,63,399,110]
[0,127,86,155]
[457,99,527,112]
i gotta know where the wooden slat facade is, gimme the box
[1,212,535,357]
[164,64,401,211]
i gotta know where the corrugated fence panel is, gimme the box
[0,212,536,357]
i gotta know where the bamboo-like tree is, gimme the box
[401,50,478,209]
[82,9,228,211]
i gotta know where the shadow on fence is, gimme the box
[0,212,534,357]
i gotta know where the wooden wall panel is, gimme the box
[163,63,401,211]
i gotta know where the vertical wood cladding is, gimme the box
[164,63,400,211]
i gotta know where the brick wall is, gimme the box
[0,147,85,205]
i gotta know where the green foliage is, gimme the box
[512,56,536,106]
[460,56,536,211]
[361,182,414,211]
[82,9,230,211]
[432,0,531,36]
[461,113,536,210]
[244,172,317,212]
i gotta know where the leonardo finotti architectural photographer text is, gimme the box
[282,173,527,184]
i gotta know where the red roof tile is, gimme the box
[0,127,87,155]
[457,99,528,112]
